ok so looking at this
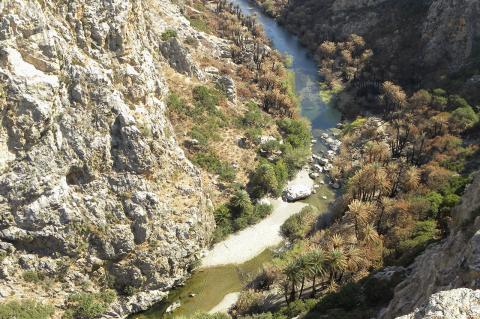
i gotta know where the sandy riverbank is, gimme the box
[201,170,311,268]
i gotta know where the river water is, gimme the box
[132,1,341,317]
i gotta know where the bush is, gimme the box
[193,152,236,182]
[280,206,317,241]
[277,118,311,149]
[188,16,211,33]
[22,270,45,283]
[450,105,478,130]
[425,192,443,217]
[281,145,311,178]
[250,163,280,198]
[161,29,177,41]
[442,193,461,207]
[395,220,440,265]
[64,290,116,319]
[279,299,317,317]
[235,290,264,316]
[185,36,199,47]
[241,102,265,128]
[0,299,55,319]
[254,203,273,219]
[193,85,221,112]
[167,93,188,115]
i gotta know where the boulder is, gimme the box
[283,184,313,201]
[216,75,236,102]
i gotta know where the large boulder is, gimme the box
[282,169,314,202]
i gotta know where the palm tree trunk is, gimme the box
[311,276,316,297]
[299,277,305,299]
[289,281,296,302]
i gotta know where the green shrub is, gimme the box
[161,29,177,41]
[188,17,211,33]
[449,94,471,109]
[277,118,311,149]
[241,102,265,128]
[0,299,55,319]
[432,88,446,96]
[250,163,280,198]
[193,152,236,182]
[451,105,479,130]
[280,206,317,241]
[254,203,273,219]
[395,220,440,265]
[193,85,221,112]
[342,117,366,135]
[279,298,317,317]
[281,144,311,178]
[235,290,264,316]
[185,36,199,47]
[64,290,116,319]
[167,93,188,115]
[443,193,461,207]
[425,192,443,217]
[22,270,45,283]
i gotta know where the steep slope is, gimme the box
[0,0,223,315]
[276,0,479,89]
[379,172,480,318]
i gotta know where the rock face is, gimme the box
[379,172,480,319]
[160,37,204,79]
[281,0,479,82]
[0,0,216,314]
[395,288,480,319]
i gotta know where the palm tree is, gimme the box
[347,200,375,240]
[402,166,420,191]
[329,233,344,250]
[328,248,348,284]
[283,260,302,302]
[304,250,328,297]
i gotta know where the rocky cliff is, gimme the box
[0,0,224,315]
[379,172,480,319]
[280,0,479,86]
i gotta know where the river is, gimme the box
[132,0,341,317]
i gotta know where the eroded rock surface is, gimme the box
[0,0,217,315]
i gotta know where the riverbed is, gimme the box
[133,0,341,317]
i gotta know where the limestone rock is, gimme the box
[160,37,204,79]
[282,169,314,202]
[395,288,480,319]
[0,0,216,315]
[216,75,237,102]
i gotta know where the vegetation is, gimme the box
[64,290,116,319]
[161,29,177,41]
[212,190,273,242]
[22,270,45,283]
[280,206,317,242]
[0,299,54,319]
[193,152,236,182]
